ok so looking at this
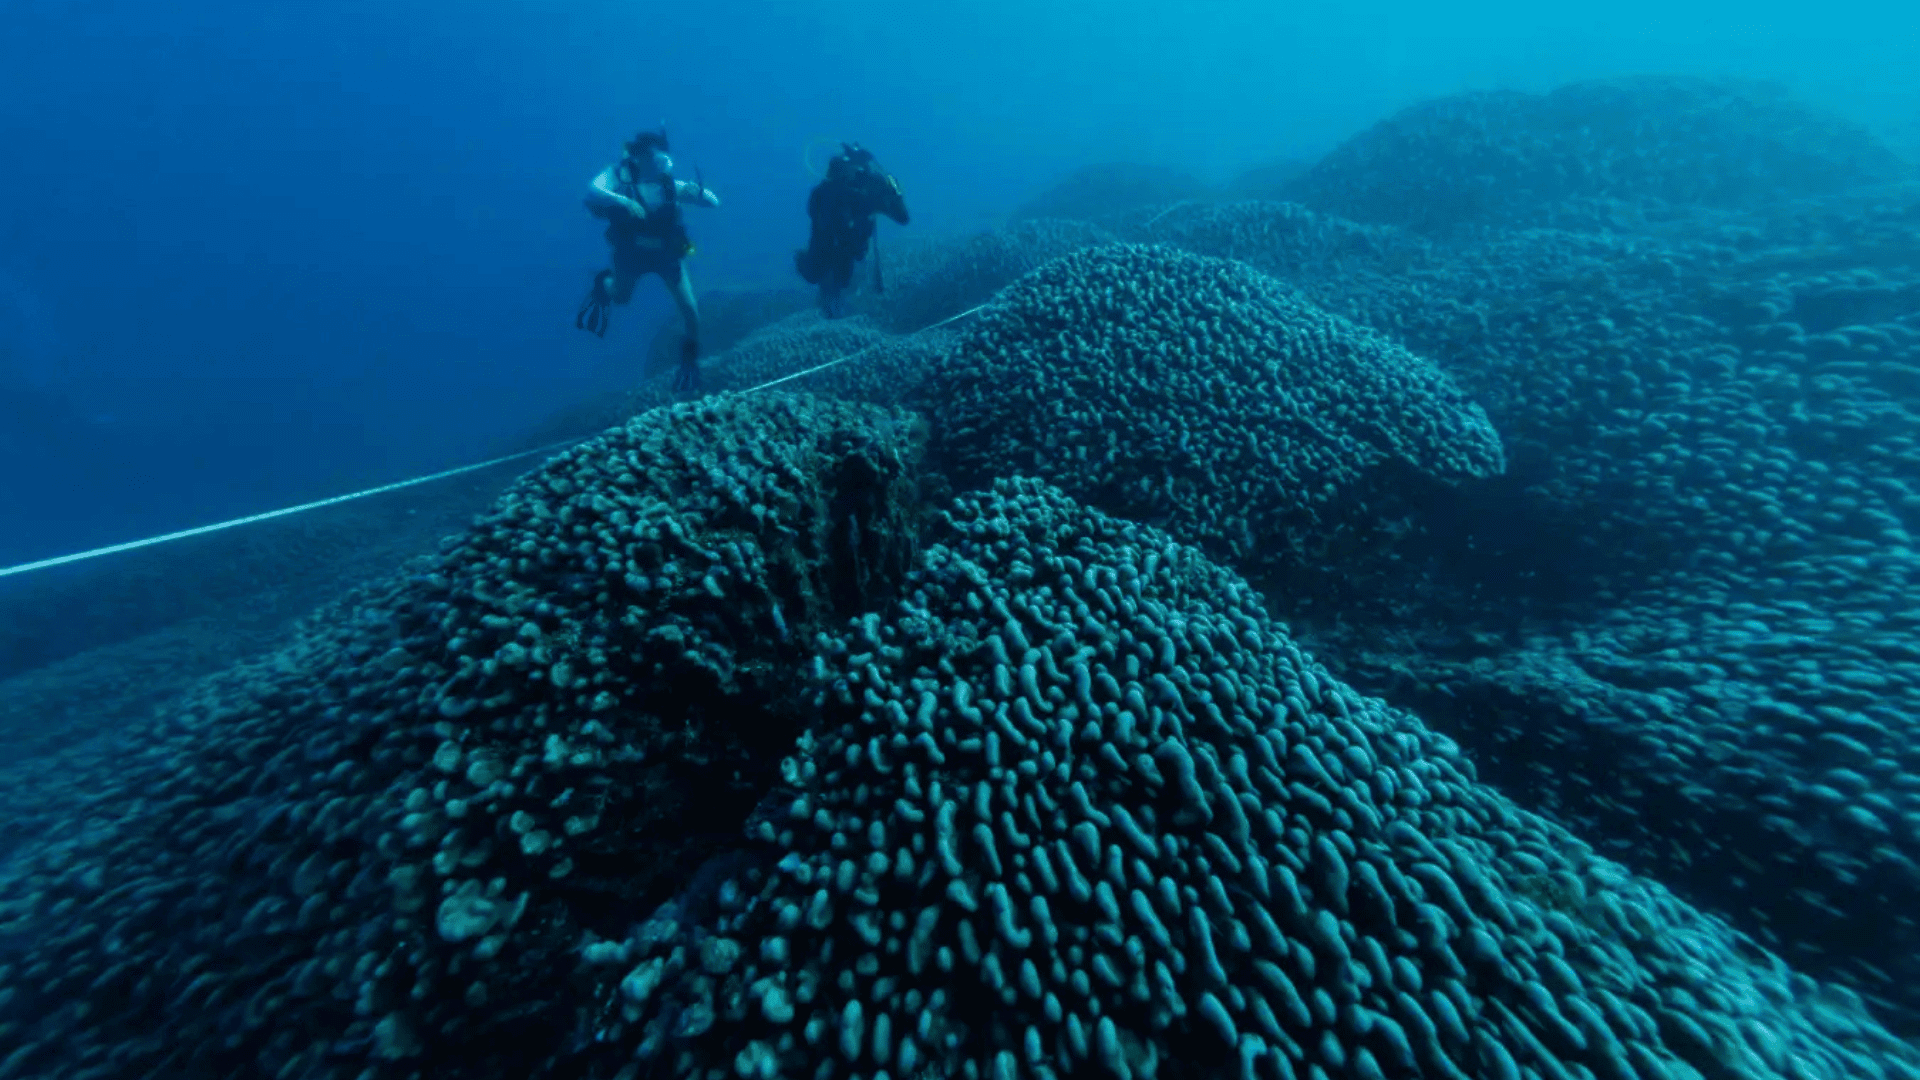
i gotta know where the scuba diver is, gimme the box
[576,128,719,392]
[794,143,909,318]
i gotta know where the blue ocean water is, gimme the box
[3,0,1914,565]
[4,2,1920,1079]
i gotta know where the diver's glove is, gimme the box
[576,271,612,337]
[672,336,701,393]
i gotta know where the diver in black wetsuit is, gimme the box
[794,143,909,318]
[575,129,720,392]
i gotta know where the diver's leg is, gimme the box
[824,260,853,318]
[667,261,702,392]
[667,261,700,343]
[608,262,640,305]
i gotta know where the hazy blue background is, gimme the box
[2,0,1915,566]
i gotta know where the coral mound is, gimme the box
[0,395,925,1080]
[590,477,1917,1080]
[1009,163,1213,225]
[1286,76,1906,233]
[926,243,1504,567]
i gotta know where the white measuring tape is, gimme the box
[0,303,992,581]
[0,439,584,580]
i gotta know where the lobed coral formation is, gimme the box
[0,395,924,1080]
[1280,218,1920,1026]
[1101,108,1920,1026]
[857,220,1119,334]
[8,72,1920,1080]
[1008,164,1213,227]
[589,478,1920,1080]
[1282,76,1907,234]
[926,244,1504,570]
[702,316,955,410]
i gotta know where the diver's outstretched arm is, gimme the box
[674,178,720,208]
[869,174,909,224]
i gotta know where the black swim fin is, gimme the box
[672,336,701,394]
[576,271,612,337]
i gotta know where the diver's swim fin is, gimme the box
[671,336,700,394]
[576,271,612,337]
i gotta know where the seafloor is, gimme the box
[3,75,1919,1080]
